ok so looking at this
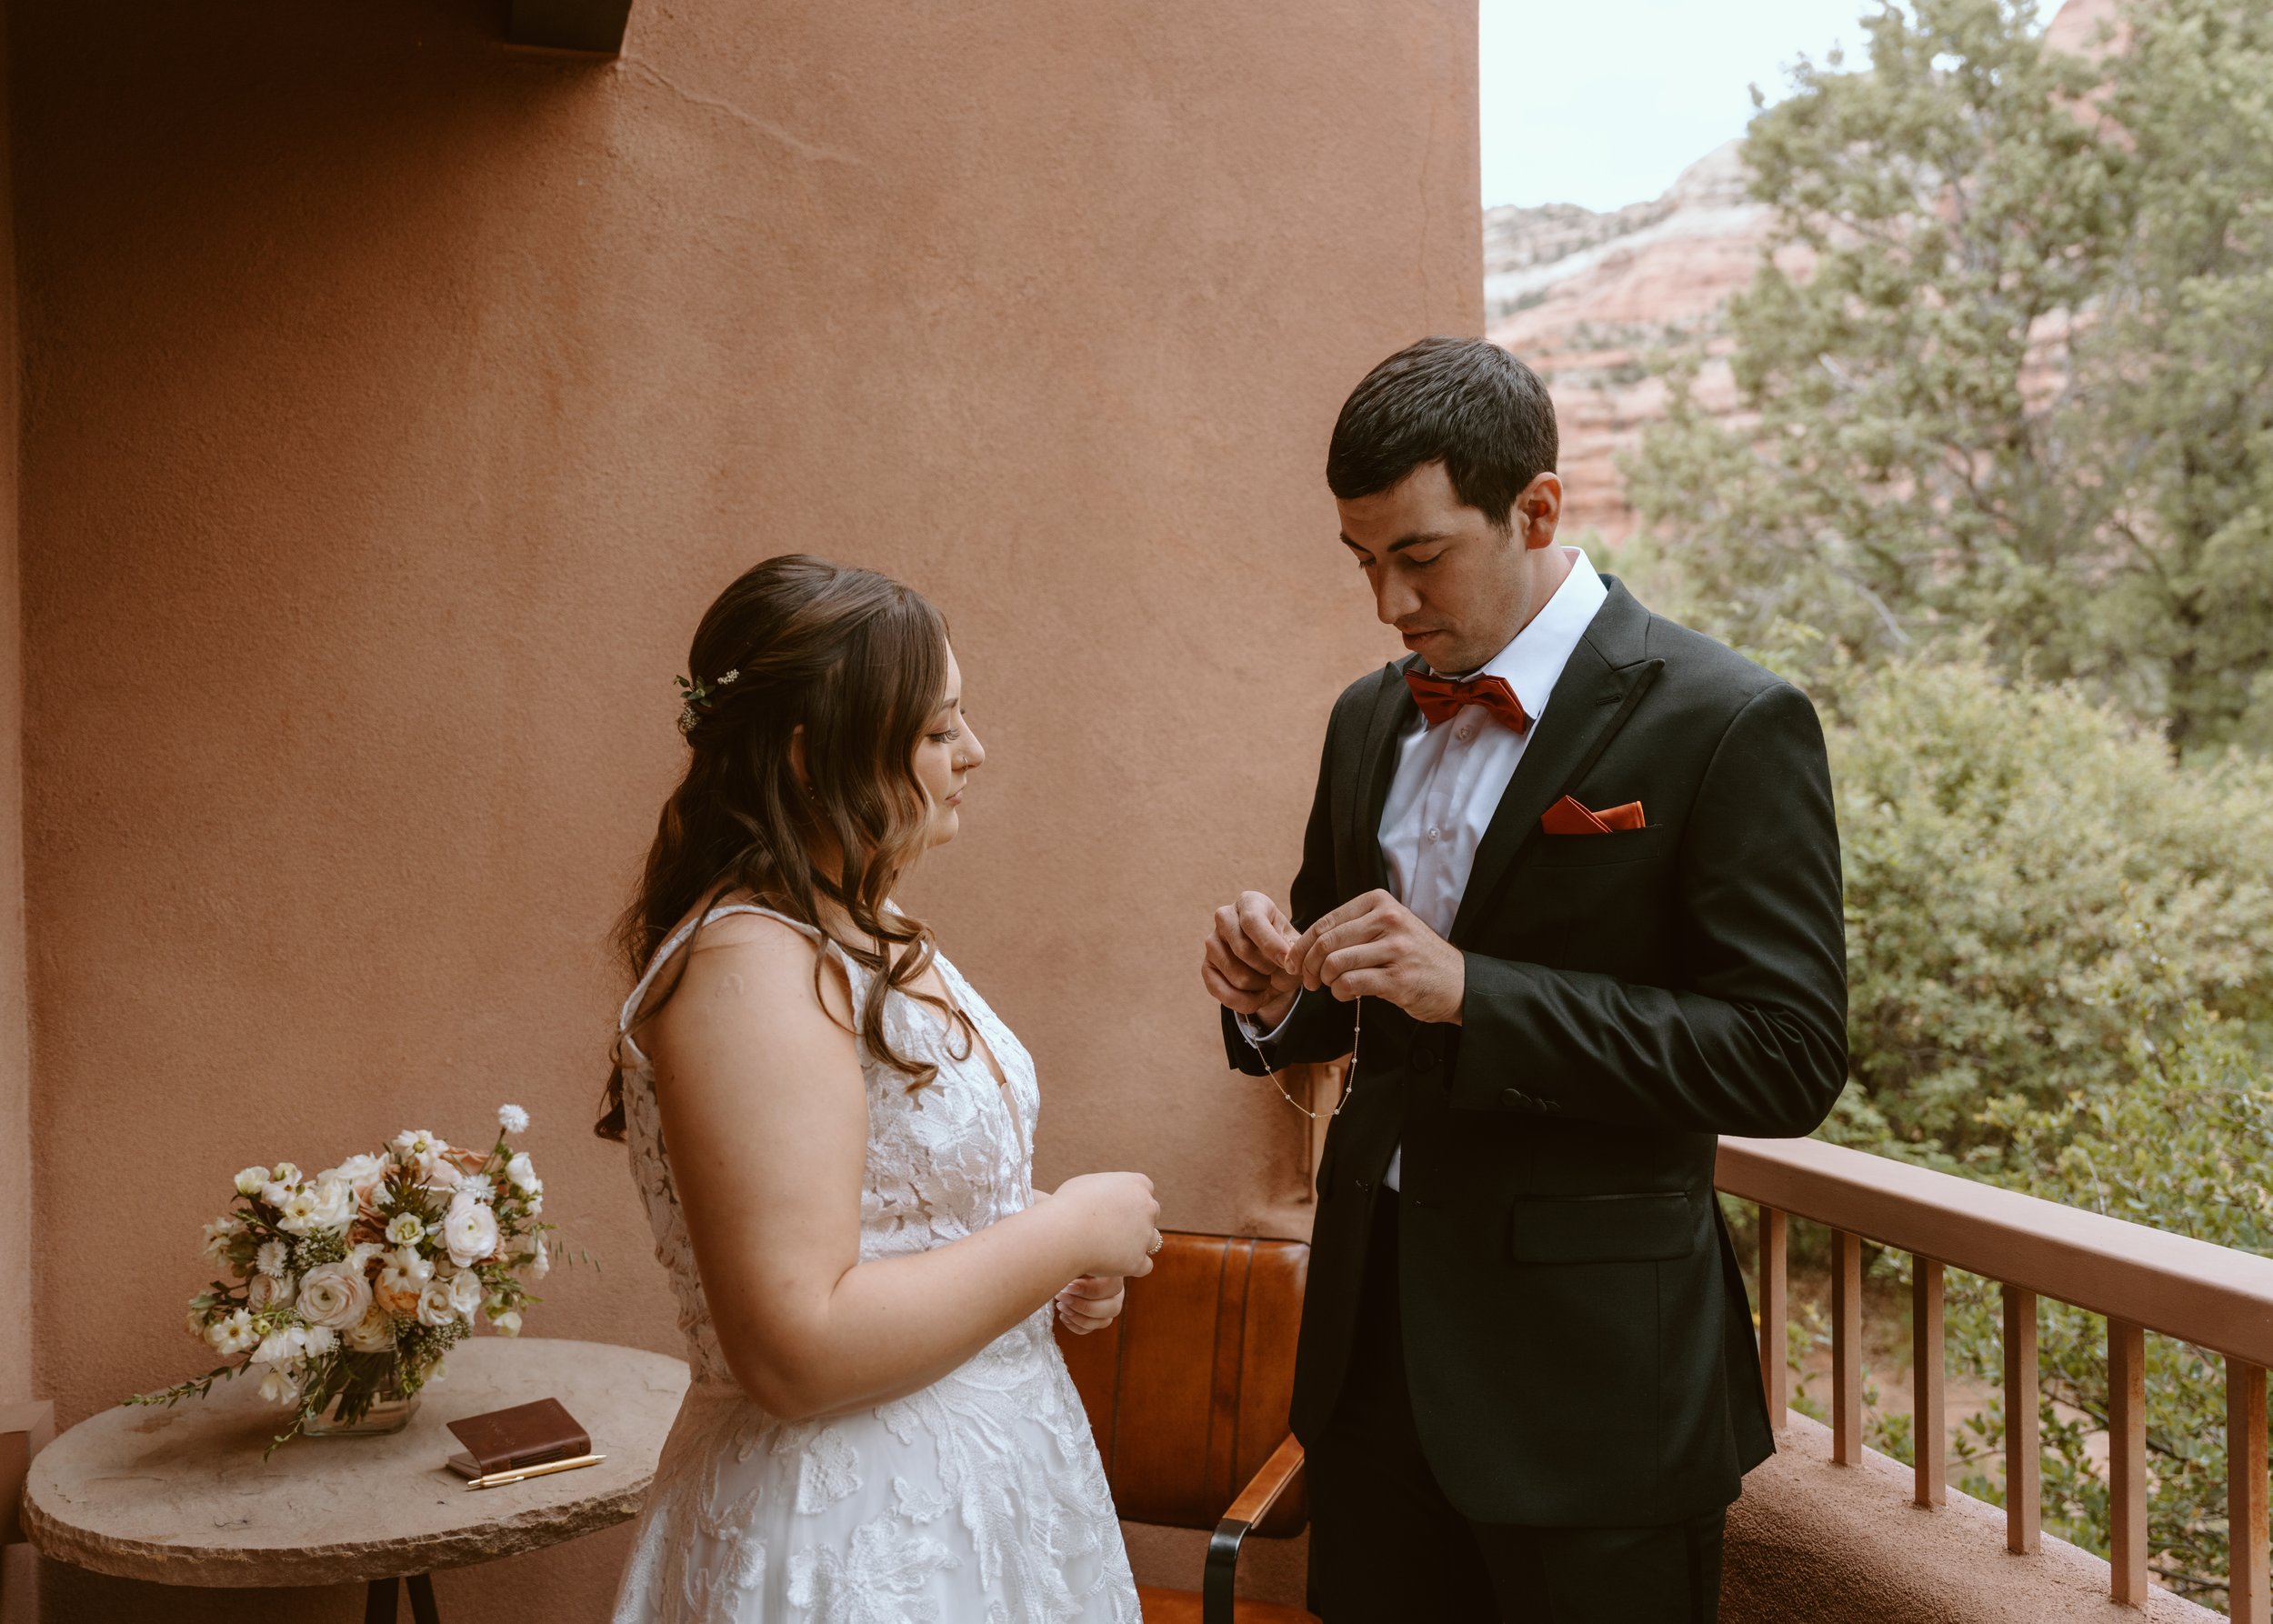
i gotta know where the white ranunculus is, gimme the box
[206,1308,259,1356]
[322,1152,386,1192]
[446,1268,484,1318]
[344,1307,396,1353]
[498,1103,530,1134]
[442,1193,499,1268]
[490,1308,523,1338]
[245,1271,291,1312]
[416,1278,460,1328]
[385,1212,426,1246]
[256,1367,300,1406]
[506,1152,540,1194]
[234,1166,271,1197]
[295,1261,373,1331]
[303,1178,354,1234]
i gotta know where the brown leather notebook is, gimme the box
[445,1397,591,1479]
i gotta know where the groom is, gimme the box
[1203,337,1847,1622]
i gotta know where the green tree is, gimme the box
[1624,0,2273,753]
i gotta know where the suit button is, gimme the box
[1354,1178,1374,1195]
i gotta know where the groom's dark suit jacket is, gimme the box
[1224,576,1847,1529]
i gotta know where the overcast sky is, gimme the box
[1478,0,1876,212]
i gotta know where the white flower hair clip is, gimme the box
[674,668,740,734]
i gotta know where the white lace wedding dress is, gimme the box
[609,904,1141,1624]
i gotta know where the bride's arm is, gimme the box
[646,914,1159,1421]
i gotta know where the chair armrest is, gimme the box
[1203,1434,1306,1624]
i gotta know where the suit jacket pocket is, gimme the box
[1526,824,1674,869]
[1507,1191,1697,1263]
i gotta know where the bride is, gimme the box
[601,555,1155,1622]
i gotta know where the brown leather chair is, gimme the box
[1056,1231,1318,1624]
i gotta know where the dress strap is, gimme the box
[616,904,826,1051]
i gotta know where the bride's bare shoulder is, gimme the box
[645,903,856,1038]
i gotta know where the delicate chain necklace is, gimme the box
[1242,994,1360,1120]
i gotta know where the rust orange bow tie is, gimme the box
[1405,669,1532,734]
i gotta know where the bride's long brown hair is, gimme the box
[596,555,966,1141]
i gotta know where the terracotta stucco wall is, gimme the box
[12,0,1477,1616]
[0,0,30,1414]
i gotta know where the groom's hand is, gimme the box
[1291,889,1466,1026]
[1202,891,1302,1024]
[1055,1274,1126,1336]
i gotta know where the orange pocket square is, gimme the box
[1540,795,1646,835]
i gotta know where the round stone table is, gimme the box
[22,1337,689,1620]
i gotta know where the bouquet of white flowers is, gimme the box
[133,1104,556,1453]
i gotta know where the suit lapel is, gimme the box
[1447,580,1663,945]
[1346,659,1419,894]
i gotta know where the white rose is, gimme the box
[234,1166,271,1197]
[256,1367,300,1406]
[446,1269,484,1318]
[345,1307,396,1353]
[295,1261,374,1331]
[386,1212,426,1246]
[506,1152,539,1194]
[498,1103,530,1134]
[416,1278,461,1328]
[442,1194,499,1268]
[490,1308,523,1338]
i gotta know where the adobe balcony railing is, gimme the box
[1717,1136,2273,1620]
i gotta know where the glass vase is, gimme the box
[303,1369,419,1437]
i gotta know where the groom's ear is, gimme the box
[1514,472,1563,550]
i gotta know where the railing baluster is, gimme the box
[2231,1357,2268,1624]
[1913,1257,1945,1507]
[1758,1205,1787,1425]
[1832,1228,1862,1466]
[2110,1319,2147,1605]
[2004,1284,2040,1554]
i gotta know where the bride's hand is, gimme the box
[1049,1171,1161,1278]
[1055,1274,1126,1336]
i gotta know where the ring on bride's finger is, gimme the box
[1147,1228,1164,1256]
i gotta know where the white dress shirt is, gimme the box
[1253,547,1607,1190]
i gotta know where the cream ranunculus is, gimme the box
[446,1268,484,1318]
[345,1306,396,1353]
[322,1152,386,1195]
[234,1166,270,1197]
[506,1152,540,1194]
[442,1193,499,1268]
[295,1260,373,1331]
[416,1278,460,1328]
[245,1271,291,1312]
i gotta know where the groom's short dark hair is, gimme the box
[1326,336,1558,531]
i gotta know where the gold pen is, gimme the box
[465,1452,607,1490]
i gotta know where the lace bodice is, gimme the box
[609,903,1136,1624]
[617,903,1043,1389]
